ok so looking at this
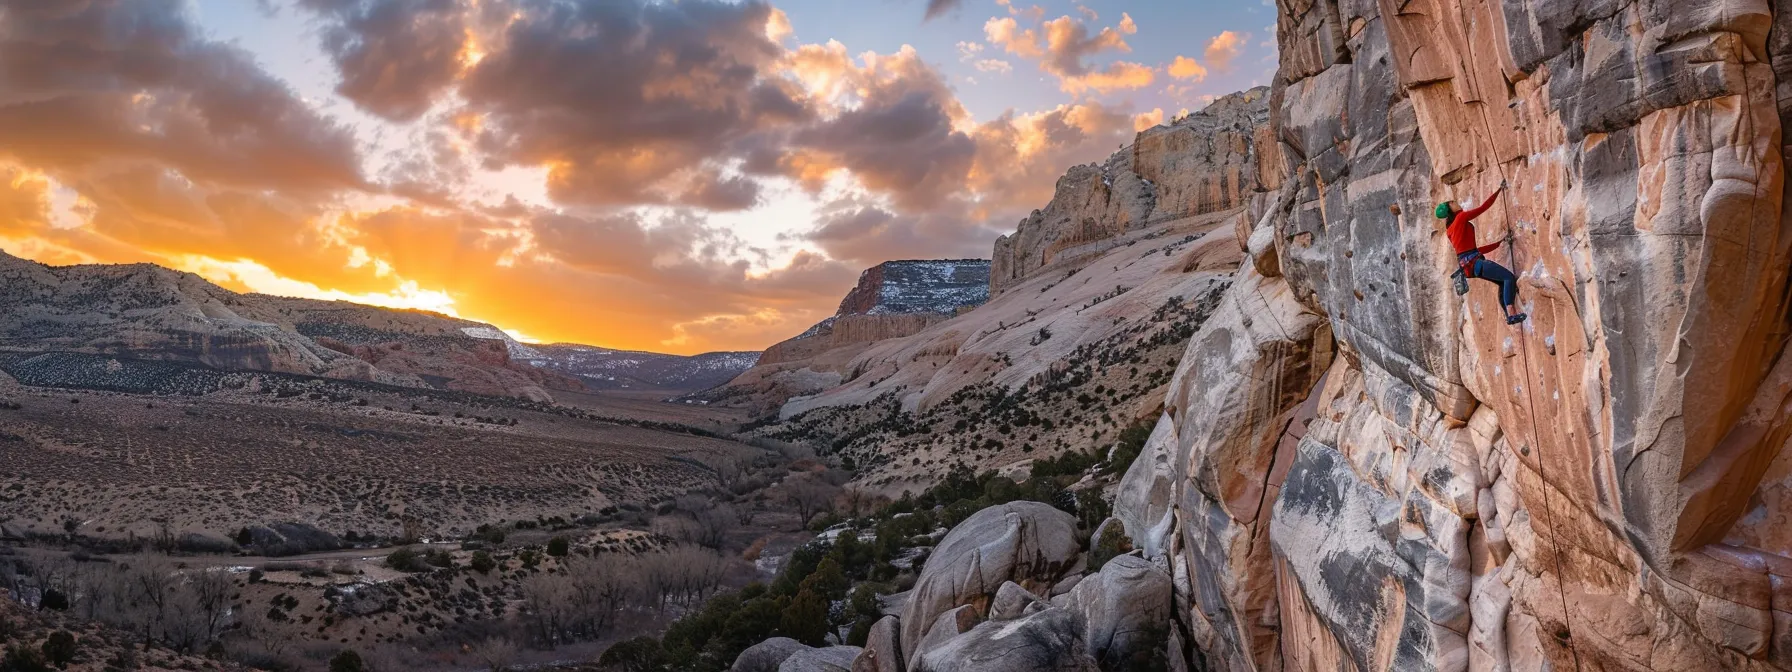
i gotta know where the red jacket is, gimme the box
[1447,189,1502,256]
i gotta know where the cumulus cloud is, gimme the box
[996,0,1045,22]
[1204,30,1247,72]
[0,0,367,192]
[1168,55,1208,81]
[986,11,1152,94]
[1133,108,1165,132]
[0,0,1159,353]
[300,0,469,122]
[454,0,805,209]
[1059,62,1155,95]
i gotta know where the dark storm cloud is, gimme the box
[0,0,366,192]
[457,0,809,208]
[791,84,977,212]
[299,0,468,122]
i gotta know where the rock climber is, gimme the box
[1436,180,1526,325]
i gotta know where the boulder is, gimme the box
[911,605,980,664]
[1050,554,1173,666]
[1113,416,1178,557]
[851,615,903,672]
[989,581,1048,621]
[779,646,862,672]
[733,637,810,672]
[897,501,1083,667]
[910,607,1101,672]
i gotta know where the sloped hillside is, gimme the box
[693,259,994,413]
[0,250,580,401]
[726,89,1272,494]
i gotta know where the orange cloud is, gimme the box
[1169,55,1208,81]
[1204,31,1247,72]
[985,17,1045,59]
[1060,62,1157,95]
[0,0,1170,356]
[1134,108,1165,132]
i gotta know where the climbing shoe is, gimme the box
[1506,313,1527,325]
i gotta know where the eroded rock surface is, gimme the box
[991,89,1271,294]
[1113,0,1792,669]
[898,501,1083,667]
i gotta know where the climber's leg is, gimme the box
[1473,258,1527,324]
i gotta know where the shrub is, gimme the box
[384,547,428,572]
[37,589,67,612]
[3,646,49,672]
[779,588,830,647]
[328,649,366,672]
[40,631,75,669]
[469,551,496,574]
[546,536,570,557]
[598,637,668,672]
[1103,420,1155,476]
[425,549,454,568]
[1089,522,1134,572]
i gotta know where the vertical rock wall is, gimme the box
[990,89,1271,294]
[1122,0,1792,669]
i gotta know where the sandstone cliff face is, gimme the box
[990,89,1270,294]
[1117,0,1792,670]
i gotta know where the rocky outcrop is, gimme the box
[1049,553,1174,667]
[836,260,990,316]
[898,501,1084,668]
[1110,0,1792,669]
[0,250,583,400]
[780,646,863,672]
[990,88,1270,294]
[733,637,811,672]
[851,616,903,672]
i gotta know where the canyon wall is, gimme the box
[990,89,1270,294]
[1119,0,1792,669]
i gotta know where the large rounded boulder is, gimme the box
[898,501,1083,668]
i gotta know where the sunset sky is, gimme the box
[0,0,1275,354]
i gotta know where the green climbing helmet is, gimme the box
[1434,202,1453,220]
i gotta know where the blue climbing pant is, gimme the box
[1459,251,1518,309]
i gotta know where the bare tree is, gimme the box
[522,572,575,647]
[712,457,743,491]
[187,569,234,644]
[695,505,734,549]
[471,636,518,672]
[784,479,840,527]
[120,554,177,649]
[734,503,756,526]
[244,603,302,660]
[650,516,700,544]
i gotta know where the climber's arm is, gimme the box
[1477,241,1502,255]
[1461,186,1501,221]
